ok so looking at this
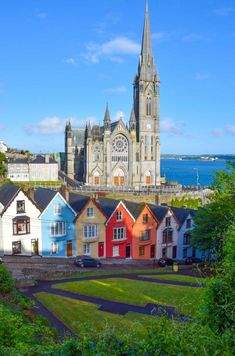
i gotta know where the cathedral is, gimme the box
[65,0,161,187]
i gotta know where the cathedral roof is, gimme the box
[71,128,85,146]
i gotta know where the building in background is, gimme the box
[7,154,58,182]
[65,1,160,187]
[0,140,7,153]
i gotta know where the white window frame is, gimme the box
[83,225,97,239]
[112,245,119,257]
[113,227,126,240]
[87,207,94,218]
[54,203,62,215]
[83,243,91,255]
[116,211,123,221]
[51,242,59,255]
[50,221,66,237]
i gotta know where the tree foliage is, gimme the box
[191,160,235,259]
[0,152,7,177]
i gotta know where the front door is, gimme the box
[150,245,155,258]
[67,241,73,257]
[31,239,39,256]
[126,244,131,258]
[98,242,104,257]
[173,245,177,259]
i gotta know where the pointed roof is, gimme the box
[104,104,111,124]
[0,183,20,209]
[68,192,90,214]
[141,0,153,60]
[171,207,196,229]
[98,197,119,218]
[130,107,136,124]
[34,188,58,210]
[148,204,169,223]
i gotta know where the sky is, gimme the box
[0,0,234,155]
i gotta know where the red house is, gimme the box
[105,200,136,258]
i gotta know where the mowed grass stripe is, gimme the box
[138,274,208,284]
[53,278,205,315]
[35,292,158,338]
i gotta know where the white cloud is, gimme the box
[83,37,140,63]
[160,118,184,135]
[25,116,97,135]
[112,111,125,122]
[213,8,233,16]
[65,57,77,66]
[183,33,203,42]
[35,9,47,19]
[152,32,171,42]
[195,72,210,80]
[212,128,224,137]
[226,125,235,135]
[25,117,65,135]
[104,86,127,93]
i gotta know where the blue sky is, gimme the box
[0,0,234,154]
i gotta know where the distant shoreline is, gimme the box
[161,155,234,161]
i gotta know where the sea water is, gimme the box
[161,159,227,187]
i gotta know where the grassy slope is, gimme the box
[138,274,207,284]
[36,292,162,338]
[53,278,205,315]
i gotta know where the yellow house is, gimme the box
[74,198,107,258]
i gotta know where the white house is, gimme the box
[149,204,179,259]
[0,184,41,256]
[0,140,7,153]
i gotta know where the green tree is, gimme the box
[0,152,7,177]
[191,160,235,260]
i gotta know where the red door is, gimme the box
[98,242,104,257]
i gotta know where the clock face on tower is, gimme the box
[112,135,128,153]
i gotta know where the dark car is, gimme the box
[185,257,202,265]
[74,255,102,268]
[158,258,174,267]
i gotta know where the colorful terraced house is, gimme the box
[34,188,76,257]
[74,197,108,258]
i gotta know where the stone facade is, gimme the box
[65,1,161,187]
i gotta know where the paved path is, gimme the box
[21,272,203,338]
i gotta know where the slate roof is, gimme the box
[0,183,20,209]
[171,207,196,228]
[8,158,29,164]
[31,155,57,164]
[98,197,119,218]
[123,200,145,220]
[147,204,169,223]
[68,193,90,214]
[34,188,58,210]
[72,128,85,146]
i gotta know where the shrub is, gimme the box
[0,265,14,294]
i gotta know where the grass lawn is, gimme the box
[138,274,208,284]
[36,292,161,338]
[53,278,205,315]
[48,268,173,280]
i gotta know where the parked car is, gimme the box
[0,257,2,264]
[158,258,174,267]
[185,257,203,265]
[74,255,102,268]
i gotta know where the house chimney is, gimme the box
[60,183,69,202]
[27,187,35,201]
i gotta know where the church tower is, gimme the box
[133,0,161,186]
[65,120,74,179]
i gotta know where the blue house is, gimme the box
[171,207,204,260]
[34,188,76,257]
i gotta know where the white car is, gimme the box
[0,257,2,264]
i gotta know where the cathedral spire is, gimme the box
[104,103,111,130]
[139,0,156,80]
[141,0,152,60]
[129,106,136,130]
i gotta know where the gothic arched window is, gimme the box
[146,96,151,116]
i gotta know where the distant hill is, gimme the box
[161,154,234,160]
